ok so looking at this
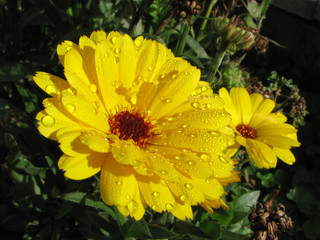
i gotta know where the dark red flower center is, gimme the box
[236,124,256,139]
[109,109,154,147]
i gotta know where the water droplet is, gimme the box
[209,130,220,136]
[188,161,195,165]
[182,124,190,129]
[180,194,188,202]
[104,53,109,58]
[114,57,119,63]
[185,183,193,190]
[114,48,121,54]
[160,170,168,175]
[41,116,55,127]
[126,194,131,199]
[206,179,212,184]
[89,84,97,93]
[166,203,173,211]
[116,180,122,185]
[172,74,177,79]
[219,155,228,163]
[160,74,166,79]
[92,108,98,115]
[153,192,160,198]
[191,102,199,108]
[94,101,100,108]
[45,85,58,95]
[127,200,138,214]
[66,103,76,113]
[201,86,208,92]
[152,205,158,211]
[67,88,77,95]
[134,39,142,47]
[200,153,211,161]
[163,98,172,103]
[148,65,155,71]
[111,36,117,44]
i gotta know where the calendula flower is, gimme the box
[219,87,301,169]
[34,30,239,220]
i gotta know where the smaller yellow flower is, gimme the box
[219,87,301,169]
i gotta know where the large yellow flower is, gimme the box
[219,87,301,169]
[34,31,239,220]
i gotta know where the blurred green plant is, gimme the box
[0,0,314,239]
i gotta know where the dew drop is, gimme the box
[116,180,122,185]
[172,74,177,79]
[185,183,193,190]
[66,103,76,113]
[104,53,109,58]
[180,194,188,202]
[160,74,166,79]
[126,194,131,199]
[67,88,77,95]
[94,101,100,108]
[191,102,199,108]
[41,116,55,127]
[114,57,119,63]
[200,153,211,161]
[89,84,97,93]
[201,86,208,92]
[219,155,228,163]
[148,65,155,71]
[152,205,158,211]
[182,124,190,129]
[134,39,142,47]
[45,85,58,95]
[163,98,172,103]
[111,36,117,44]
[114,48,121,54]
[160,170,168,175]
[188,161,195,165]
[153,192,160,198]
[92,108,98,115]
[127,200,138,214]
[166,203,173,211]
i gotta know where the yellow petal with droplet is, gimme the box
[33,72,69,97]
[111,140,146,166]
[57,40,79,66]
[100,155,138,207]
[273,147,296,165]
[246,138,277,168]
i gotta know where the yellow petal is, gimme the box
[190,81,213,97]
[230,88,252,125]
[136,174,176,213]
[147,58,200,119]
[80,131,110,153]
[273,147,296,165]
[256,123,297,136]
[246,139,277,168]
[90,30,107,43]
[171,202,193,220]
[250,93,263,114]
[36,111,75,140]
[58,130,88,156]
[95,40,128,110]
[57,40,79,66]
[256,135,300,149]
[219,87,240,126]
[58,153,104,180]
[33,72,69,97]
[100,155,138,207]
[250,99,275,128]
[61,90,109,133]
[150,127,234,154]
[111,140,146,166]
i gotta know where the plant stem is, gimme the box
[197,0,218,38]
[208,40,229,85]
[175,16,194,56]
[129,0,153,34]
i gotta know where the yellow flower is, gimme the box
[219,87,301,169]
[34,31,239,220]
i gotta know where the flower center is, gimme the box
[236,124,256,139]
[109,109,154,147]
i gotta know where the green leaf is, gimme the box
[256,172,279,188]
[0,63,28,82]
[186,35,209,59]
[210,203,233,226]
[125,219,152,238]
[148,225,178,239]
[200,221,221,240]
[59,192,117,220]
[231,191,260,224]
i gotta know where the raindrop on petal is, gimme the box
[41,115,55,127]
[153,192,160,197]
[180,194,188,202]
[45,85,58,95]
[66,103,76,113]
[127,200,138,214]
[185,183,193,189]
[166,203,173,211]
[89,84,97,93]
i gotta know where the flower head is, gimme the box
[34,31,239,220]
[219,87,301,169]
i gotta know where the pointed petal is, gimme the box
[246,139,277,168]
[33,72,69,97]
[273,147,296,165]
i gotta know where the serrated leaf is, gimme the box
[125,219,152,238]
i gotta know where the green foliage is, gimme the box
[0,0,316,239]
